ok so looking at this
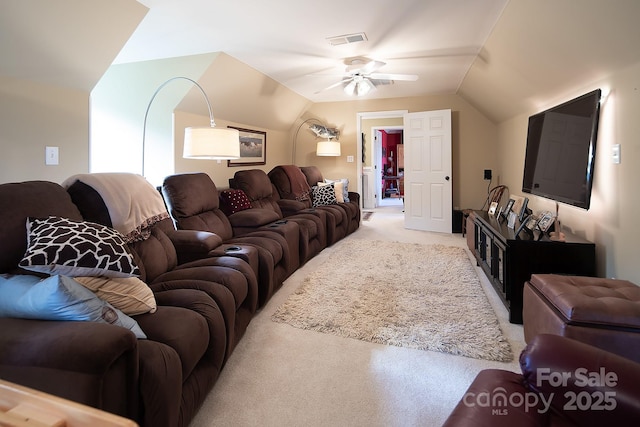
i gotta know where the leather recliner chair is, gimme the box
[443,334,640,426]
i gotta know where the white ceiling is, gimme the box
[115,0,510,103]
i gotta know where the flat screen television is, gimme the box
[522,89,602,209]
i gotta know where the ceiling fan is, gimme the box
[316,57,419,96]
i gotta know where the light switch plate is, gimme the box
[347,155,354,163]
[612,144,621,164]
[45,146,59,165]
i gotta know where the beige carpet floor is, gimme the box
[189,204,525,427]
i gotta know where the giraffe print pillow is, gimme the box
[311,183,338,207]
[19,216,140,278]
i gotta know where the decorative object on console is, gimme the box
[227,126,267,166]
[143,76,240,176]
[488,201,498,215]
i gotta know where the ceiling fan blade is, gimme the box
[368,73,418,82]
[314,78,353,94]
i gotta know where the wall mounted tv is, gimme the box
[522,89,601,209]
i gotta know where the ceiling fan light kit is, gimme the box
[344,76,375,96]
[319,57,419,97]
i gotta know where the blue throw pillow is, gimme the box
[0,274,146,339]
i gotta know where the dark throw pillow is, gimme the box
[19,216,140,278]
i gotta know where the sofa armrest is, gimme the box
[0,318,138,416]
[347,191,360,205]
[165,229,223,264]
[521,334,640,426]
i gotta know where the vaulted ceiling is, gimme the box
[2,0,640,123]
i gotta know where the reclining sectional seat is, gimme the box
[63,173,258,360]
[301,166,361,236]
[268,165,348,245]
[230,169,327,264]
[162,172,299,307]
[0,180,227,427]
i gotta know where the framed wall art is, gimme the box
[227,126,266,166]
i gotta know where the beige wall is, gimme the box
[495,61,640,283]
[0,76,89,184]
[298,94,498,210]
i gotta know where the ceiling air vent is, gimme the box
[327,32,368,46]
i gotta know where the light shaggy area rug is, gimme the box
[272,240,513,362]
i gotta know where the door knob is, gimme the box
[445,176,450,181]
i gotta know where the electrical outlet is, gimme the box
[45,146,59,165]
[483,169,492,180]
[347,155,354,163]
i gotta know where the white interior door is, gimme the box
[403,109,452,232]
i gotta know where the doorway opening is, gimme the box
[356,110,407,210]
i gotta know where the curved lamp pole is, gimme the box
[142,76,239,177]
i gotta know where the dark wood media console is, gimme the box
[467,210,596,324]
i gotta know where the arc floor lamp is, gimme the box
[142,76,240,177]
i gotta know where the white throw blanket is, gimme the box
[63,173,170,242]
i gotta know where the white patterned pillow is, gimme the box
[318,181,344,203]
[325,178,350,202]
[311,183,338,207]
[19,216,140,278]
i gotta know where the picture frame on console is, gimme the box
[510,195,525,221]
[227,126,267,166]
[502,198,515,220]
[537,211,556,233]
[507,211,517,229]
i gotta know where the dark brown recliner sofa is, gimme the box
[162,172,299,307]
[268,165,348,245]
[443,334,640,426]
[0,180,227,427]
[64,174,258,359]
[230,169,327,264]
[301,165,361,236]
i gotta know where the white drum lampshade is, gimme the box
[183,126,240,159]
